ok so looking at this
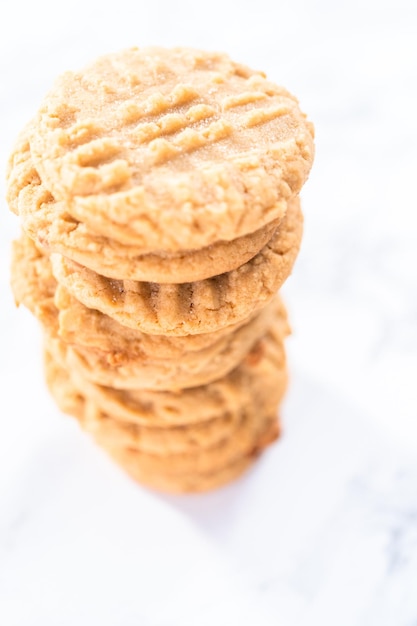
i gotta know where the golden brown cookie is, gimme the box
[102,418,280,493]
[11,232,269,354]
[94,411,278,477]
[44,349,244,455]
[51,196,303,336]
[5,46,314,494]
[20,47,314,252]
[45,321,288,428]
[52,295,287,390]
[10,233,57,329]
[11,232,290,389]
[55,284,284,360]
[8,133,279,282]
[44,323,286,475]
[45,337,280,475]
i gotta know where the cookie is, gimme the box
[44,324,286,472]
[56,284,284,360]
[23,47,314,252]
[45,322,288,428]
[11,232,289,389]
[9,134,279,282]
[11,232,267,355]
[51,195,303,336]
[5,45,313,493]
[52,295,287,390]
[46,339,280,475]
[93,411,278,477]
[44,349,244,455]
[10,233,57,329]
[101,418,280,493]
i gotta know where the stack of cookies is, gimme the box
[7,48,314,492]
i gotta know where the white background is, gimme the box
[1,1,417,625]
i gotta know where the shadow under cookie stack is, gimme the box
[7,47,314,493]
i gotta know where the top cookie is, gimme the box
[27,47,314,252]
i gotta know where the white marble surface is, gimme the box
[1,1,417,624]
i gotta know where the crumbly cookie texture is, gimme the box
[44,326,286,474]
[6,47,314,493]
[18,47,314,251]
[10,231,289,390]
[9,134,279,282]
[10,233,57,329]
[51,296,285,391]
[11,232,269,355]
[51,195,303,336]
[44,350,244,455]
[45,322,288,428]
[55,285,287,360]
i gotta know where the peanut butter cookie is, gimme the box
[51,196,303,336]
[8,132,279,282]
[21,47,313,252]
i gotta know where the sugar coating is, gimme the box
[20,47,314,251]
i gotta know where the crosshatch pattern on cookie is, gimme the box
[10,232,289,359]
[50,197,303,336]
[10,139,280,281]
[24,47,314,250]
[54,298,283,391]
